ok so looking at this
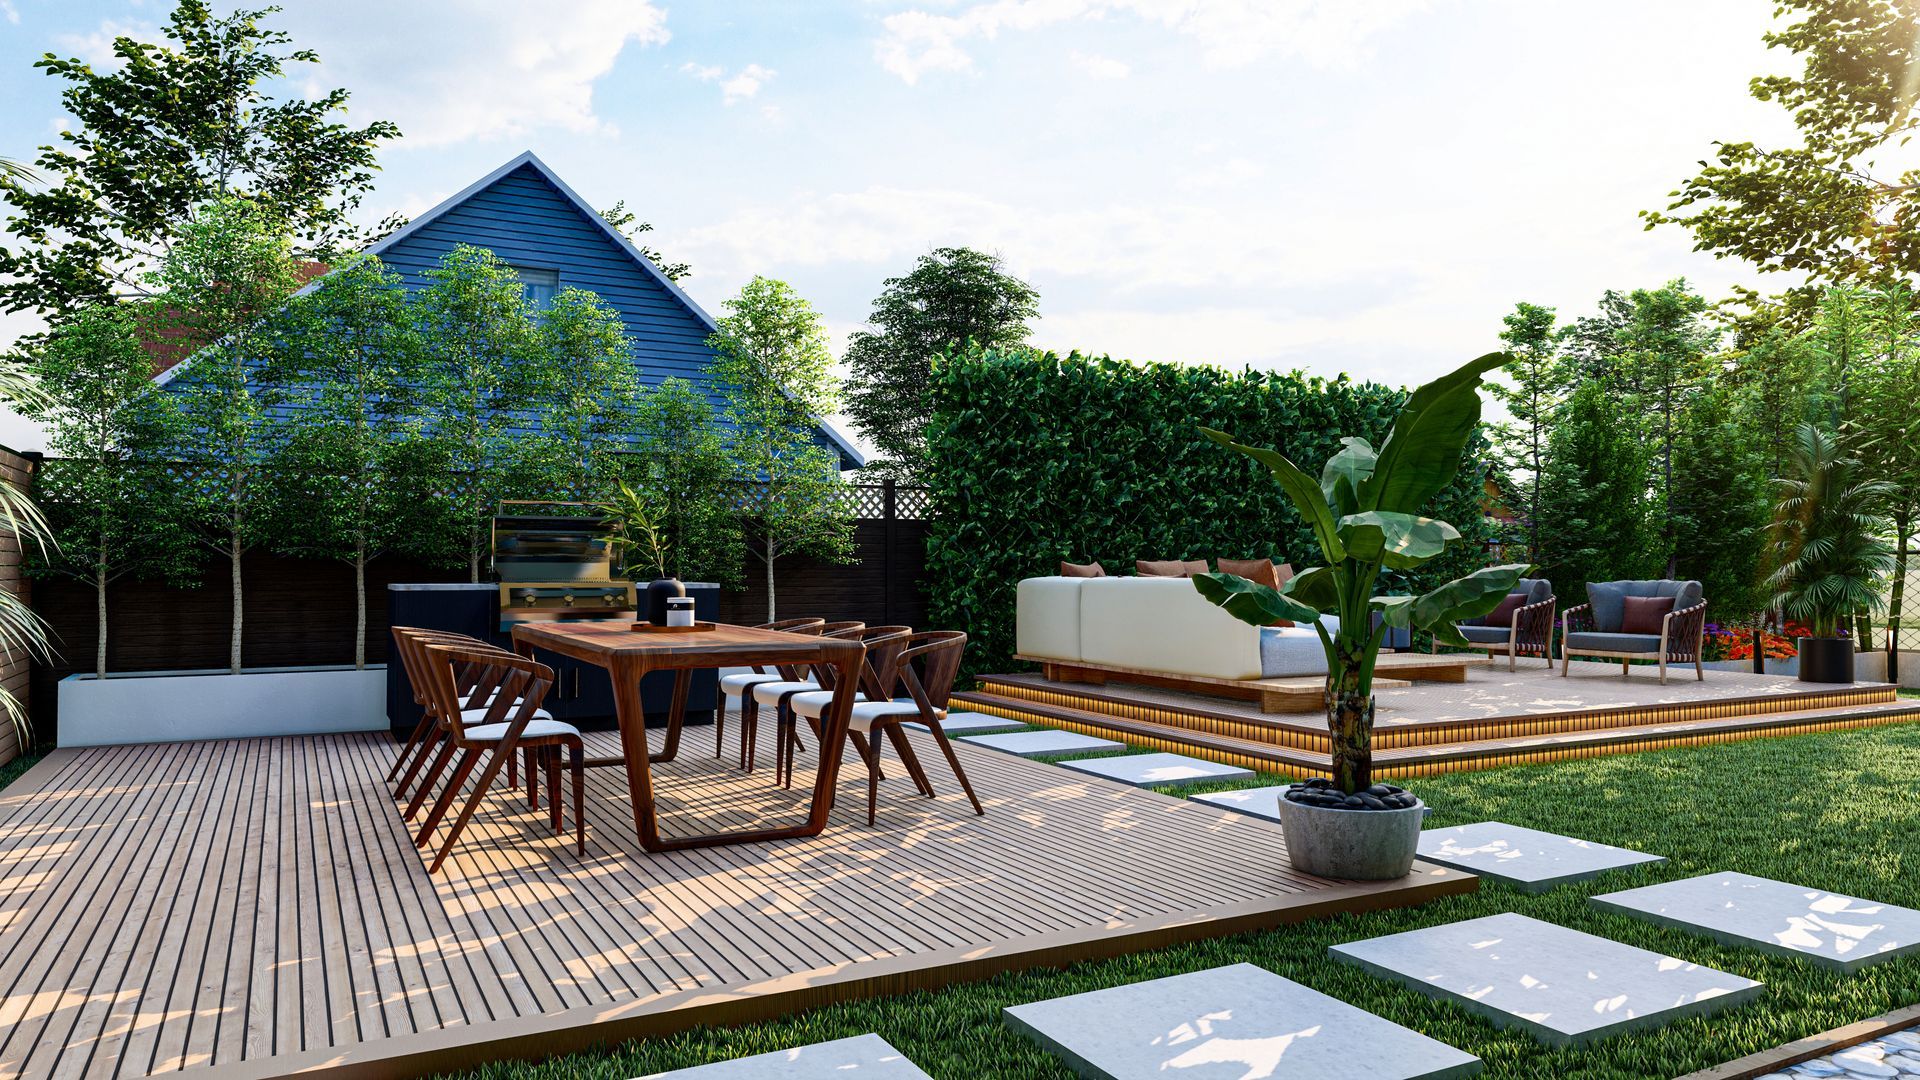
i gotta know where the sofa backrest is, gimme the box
[1014,575,1264,680]
[1586,579,1704,633]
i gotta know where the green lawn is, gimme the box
[436,721,1920,1080]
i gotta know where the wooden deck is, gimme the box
[957,661,1920,777]
[0,721,1470,1079]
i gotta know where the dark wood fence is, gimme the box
[27,481,929,743]
[0,448,32,767]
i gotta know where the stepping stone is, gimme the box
[1059,752,1254,788]
[1329,912,1762,1046]
[1192,785,1289,820]
[637,1034,930,1079]
[1002,962,1481,1080]
[1194,786,1433,822]
[959,730,1125,757]
[1415,822,1664,893]
[1592,871,1920,973]
[905,711,1026,734]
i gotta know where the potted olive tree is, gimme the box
[1193,352,1530,880]
[1764,423,1896,683]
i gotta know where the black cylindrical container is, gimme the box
[644,577,686,625]
[1797,636,1855,683]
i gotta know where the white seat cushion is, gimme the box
[751,679,820,706]
[463,718,578,741]
[461,705,552,723]
[846,699,942,732]
[789,689,868,718]
[720,672,783,693]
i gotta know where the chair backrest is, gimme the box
[759,618,827,633]
[890,632,967,713]
[1516,578,1553,605]
[419,640,555,742]
[846,626,913,698]
[391,626,496,712]
[1586,579,1704,632]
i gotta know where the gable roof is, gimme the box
[154,150,866,469]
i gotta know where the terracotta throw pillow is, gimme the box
[1058,561,1106,577]
[1479,591,1527,628]
[1137,559,1208,578]
[1620,595,1675,635]
[1217,558,1297,627]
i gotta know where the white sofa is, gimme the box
[1016,576,1336,681]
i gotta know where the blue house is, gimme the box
[154,151,864,469]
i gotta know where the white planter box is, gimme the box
[59,665,389,747]
[1702,651,1898,683]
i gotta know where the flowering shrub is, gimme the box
[1702,621,1823,662]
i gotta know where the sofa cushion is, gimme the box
[1620,595,1676,635]
[1565,631,1663,654]
[1016,577,1087,661]
[1479,592,1527,627]
[1456,624,1513,644]
[1215,558,1296,627]
[1059,561,1106,578]
[1137,558,1209,578]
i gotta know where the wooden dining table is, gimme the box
[509,620,867,853]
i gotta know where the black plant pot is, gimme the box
[644,577,686,626]
[1797,636,1855,683]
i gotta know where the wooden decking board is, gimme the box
[0,721,1462,1078]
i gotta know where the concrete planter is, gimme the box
[59,665,389,747]
[1702,652,1893,682]
[1275,794,1426,880]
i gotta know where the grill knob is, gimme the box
[563,593,575,607]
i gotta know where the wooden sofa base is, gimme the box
[1016,654,1484,714]
[1562,648,1704,685]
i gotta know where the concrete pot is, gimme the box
[59,665,389,747]
[1275,794,1426,880]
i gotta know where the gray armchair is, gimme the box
[1561,579,1707,684]
[1437,577,1555,670]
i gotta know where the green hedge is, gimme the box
[923,350,1492,676]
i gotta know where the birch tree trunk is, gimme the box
[764,540,777,623]
[354,544,367,670]
[229,530,243,675]
[95,566,107,679]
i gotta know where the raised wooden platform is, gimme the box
[0,721,1470,1079]
[1017,651,1485,712]
[955,660,1920,778]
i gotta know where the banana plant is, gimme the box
[1193,351,1534,793]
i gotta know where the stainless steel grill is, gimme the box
[491,502,635,629]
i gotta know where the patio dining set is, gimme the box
[384,618,981,872]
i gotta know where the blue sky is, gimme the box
[0,0,1798,450]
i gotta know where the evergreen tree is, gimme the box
[844,247,1039,478]
[1487,301,1564,563]
[1672,385,1770,620]
[1617,280,1717,576]
[1535,380,1659,603]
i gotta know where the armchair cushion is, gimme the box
[1517,577,1553,605]
[1456,624,1514,645]
[1565,631,1663,654]
[1587,579,1703,632]
[1216,558,1296,627]
[1620,595,1676,635]
[1479,592,1527,627]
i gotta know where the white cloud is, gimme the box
[721,63,777,105]
[681,61,724,82]
[54,20,161,71]
[280,2,671,147]
[1070,51,1130,79]
[1,2,19,26]
[876,0,1428,83]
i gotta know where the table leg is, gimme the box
[610,655,664,852]
[650,669,693,764]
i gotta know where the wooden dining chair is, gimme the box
[778,626,918,790]
[388,626,517,799]
[412,641,584,873]
[797,631,979,825]
[715,618,826,759]
[740,621,866,773]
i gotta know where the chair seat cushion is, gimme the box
[1455,624,1513,644]
[461,705,552,723]
[1564,631,1664,654]
[720,672,783,693]
[789,689,868,718]
[751,679,820,706]
[464,717,578,741]
[847,699,939,732]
